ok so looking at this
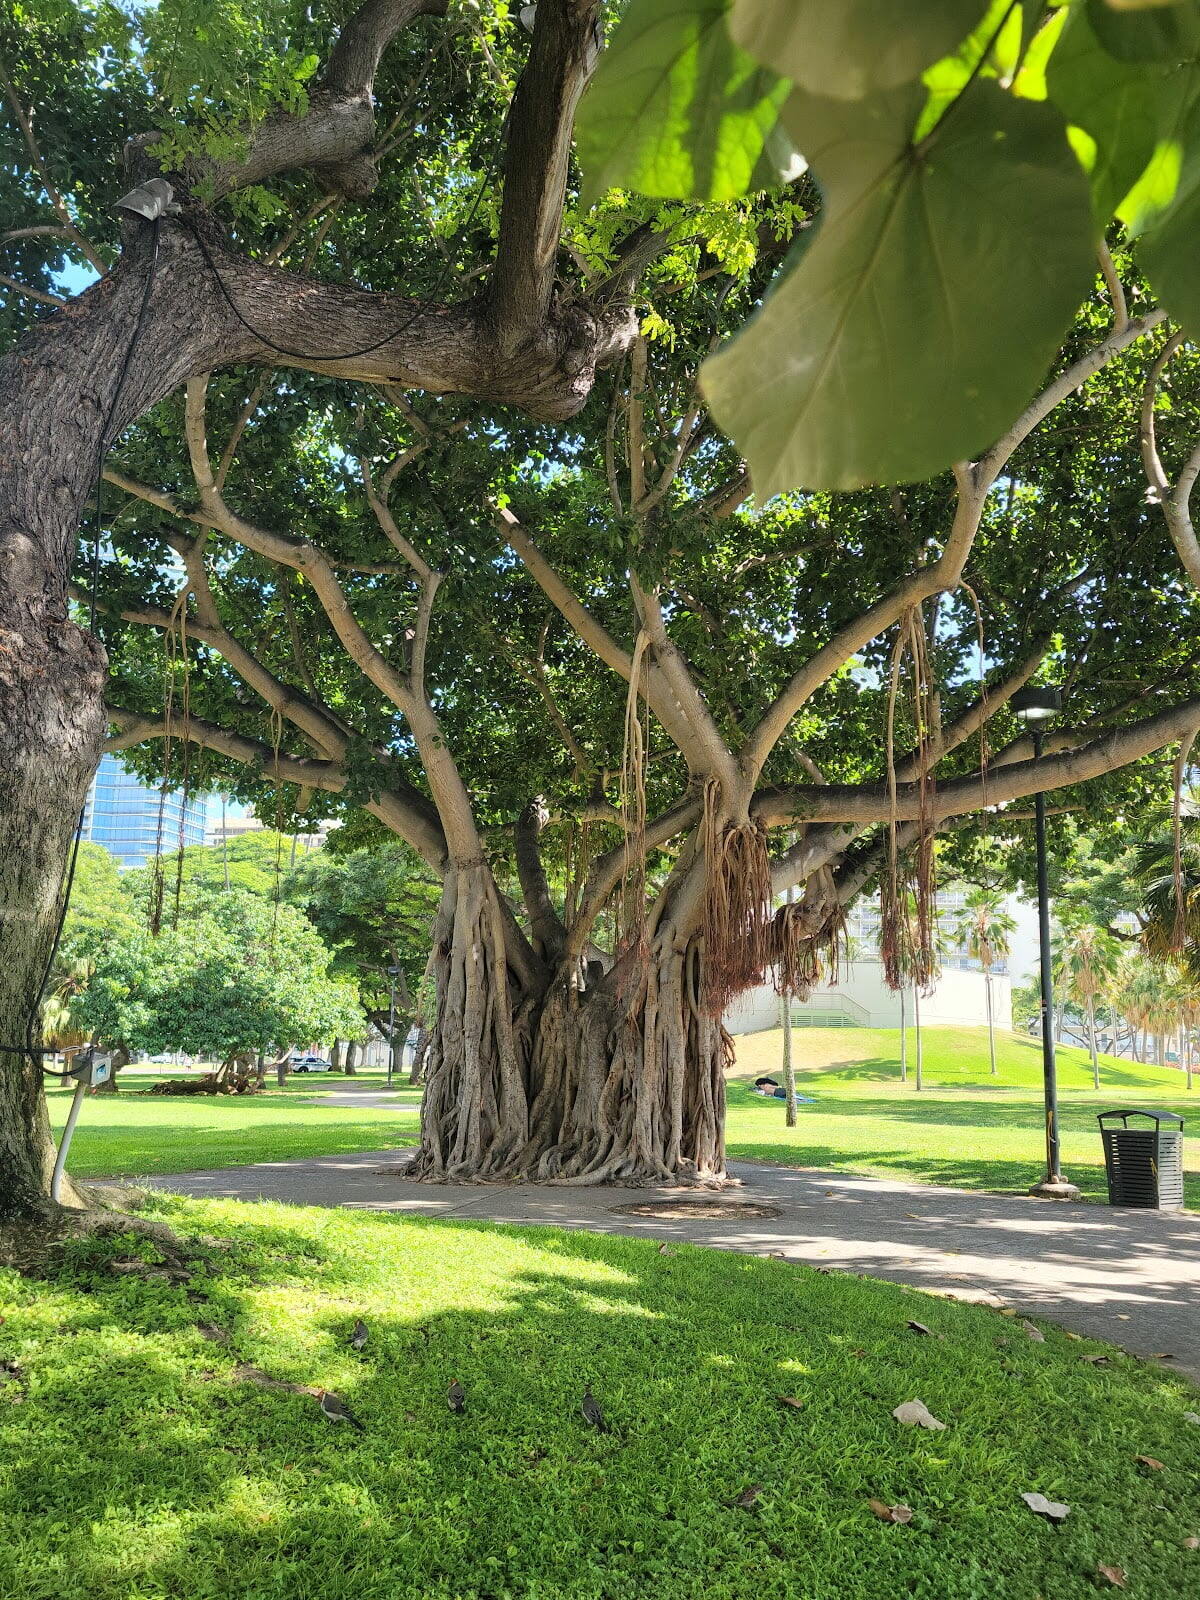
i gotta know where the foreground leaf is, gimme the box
[701,80,1094,492]
[777,1395,805,1409]
[1135,1454,1165,1470]
[892,1398,947,1430]
[729,0,989,100]
[1022,1320,1046,1342]
[577,0,799,202]
[1096,1564,1127,1588]
[1021,1491,1070,1521]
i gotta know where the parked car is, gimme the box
[290,1054,332,1073]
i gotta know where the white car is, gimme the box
[290,1054,332,1073]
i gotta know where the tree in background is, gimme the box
[74,892,361,1089]
[1052,914,1123,1089]
[285,841,440,1067]
[950,888,1016,1077]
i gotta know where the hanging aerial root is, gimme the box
[699,780,773,1015]
[772,869,847,999]
[880,606,939,991]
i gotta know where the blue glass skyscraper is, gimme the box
[81,754,210,868]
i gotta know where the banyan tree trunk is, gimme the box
[409,862,729,1185]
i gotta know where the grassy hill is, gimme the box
[727,1026,1199,1210]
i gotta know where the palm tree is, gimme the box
[1052,917,1122,1089]
[950,889,1017,1077]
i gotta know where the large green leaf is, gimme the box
[700,81,1095,494]
[728,0,989,101]
[1139,92,1200,335]
[1047,2,1165,220]
[1087,0,1200,61]
[575,0,800,203]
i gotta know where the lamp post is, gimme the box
[1011,686,1080,1201]
[387,963,400,1086]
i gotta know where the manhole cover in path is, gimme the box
[611,1199,781,1221]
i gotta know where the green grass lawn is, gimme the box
[2,1195,1197,1600]
[48,1031,1200,1215]
[727,1026,1200,1210]
[46,1072,421,1180]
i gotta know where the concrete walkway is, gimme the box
[157,1152,1200,1380]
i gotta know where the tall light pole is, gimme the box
[1011,686,1080,1200]
[387,963,400,1086]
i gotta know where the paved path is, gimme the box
[157,1152,1200,1379]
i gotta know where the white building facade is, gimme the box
[724,885,1015,1034]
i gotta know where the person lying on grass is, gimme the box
[753,1076,815,1107]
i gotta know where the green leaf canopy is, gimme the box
[701,81,1095,492]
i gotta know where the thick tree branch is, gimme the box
[754,694,1200,826]
[104,704,445,865]
[489,0,603,345]
[975,310,1165,485]
[1140,330,1200,593]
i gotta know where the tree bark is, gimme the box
[984,969,997,1076]
[1087,996,1100,1091]
[331,1039,343,1073]
[344,1039,357,1076]
[409,862,729,1185]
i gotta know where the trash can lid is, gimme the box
[1097,1107,1185,1127]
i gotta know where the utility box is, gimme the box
[1098,1109,1185,1211]
[69,1049,112,1089]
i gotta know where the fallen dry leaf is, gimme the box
[903,1213,923,1220]
[1081,1354,1111,1366]
[999,1308,1017,1317]
[1021,1491,1070,1522]
[868,1498,913,1525]
[1021,1320,1045,1343]
[777,1395,805,1410]
[1116,1313,1131,1320]
[730,1484,762,1510]
[906,1321,932,1336]
[892,1399,946,1431]
[1064,1331,1082,1341]
[1183,1535,1199,1549]
[1135,1455,1165,1471]
[765,1250,785,1259]
[657,1243,675,1257]
[1095,1564,1126,1588]
[1151,1352,1176,1360]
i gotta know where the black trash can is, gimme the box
[1098,1109,1185,1210]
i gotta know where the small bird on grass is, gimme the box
[581,1385,609,1433]
[348,1318,368,1351]
[448,1378,466,1414]
[317,1389,365,1431]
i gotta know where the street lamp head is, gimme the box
[387,964,401,977]
[1010,686,1061,724]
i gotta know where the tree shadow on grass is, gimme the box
[3,1201,1200,1600]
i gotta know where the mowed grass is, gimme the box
[2,1196,1198,1600]
[727,1026,1200,1210]
[45,1071,420,1179]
